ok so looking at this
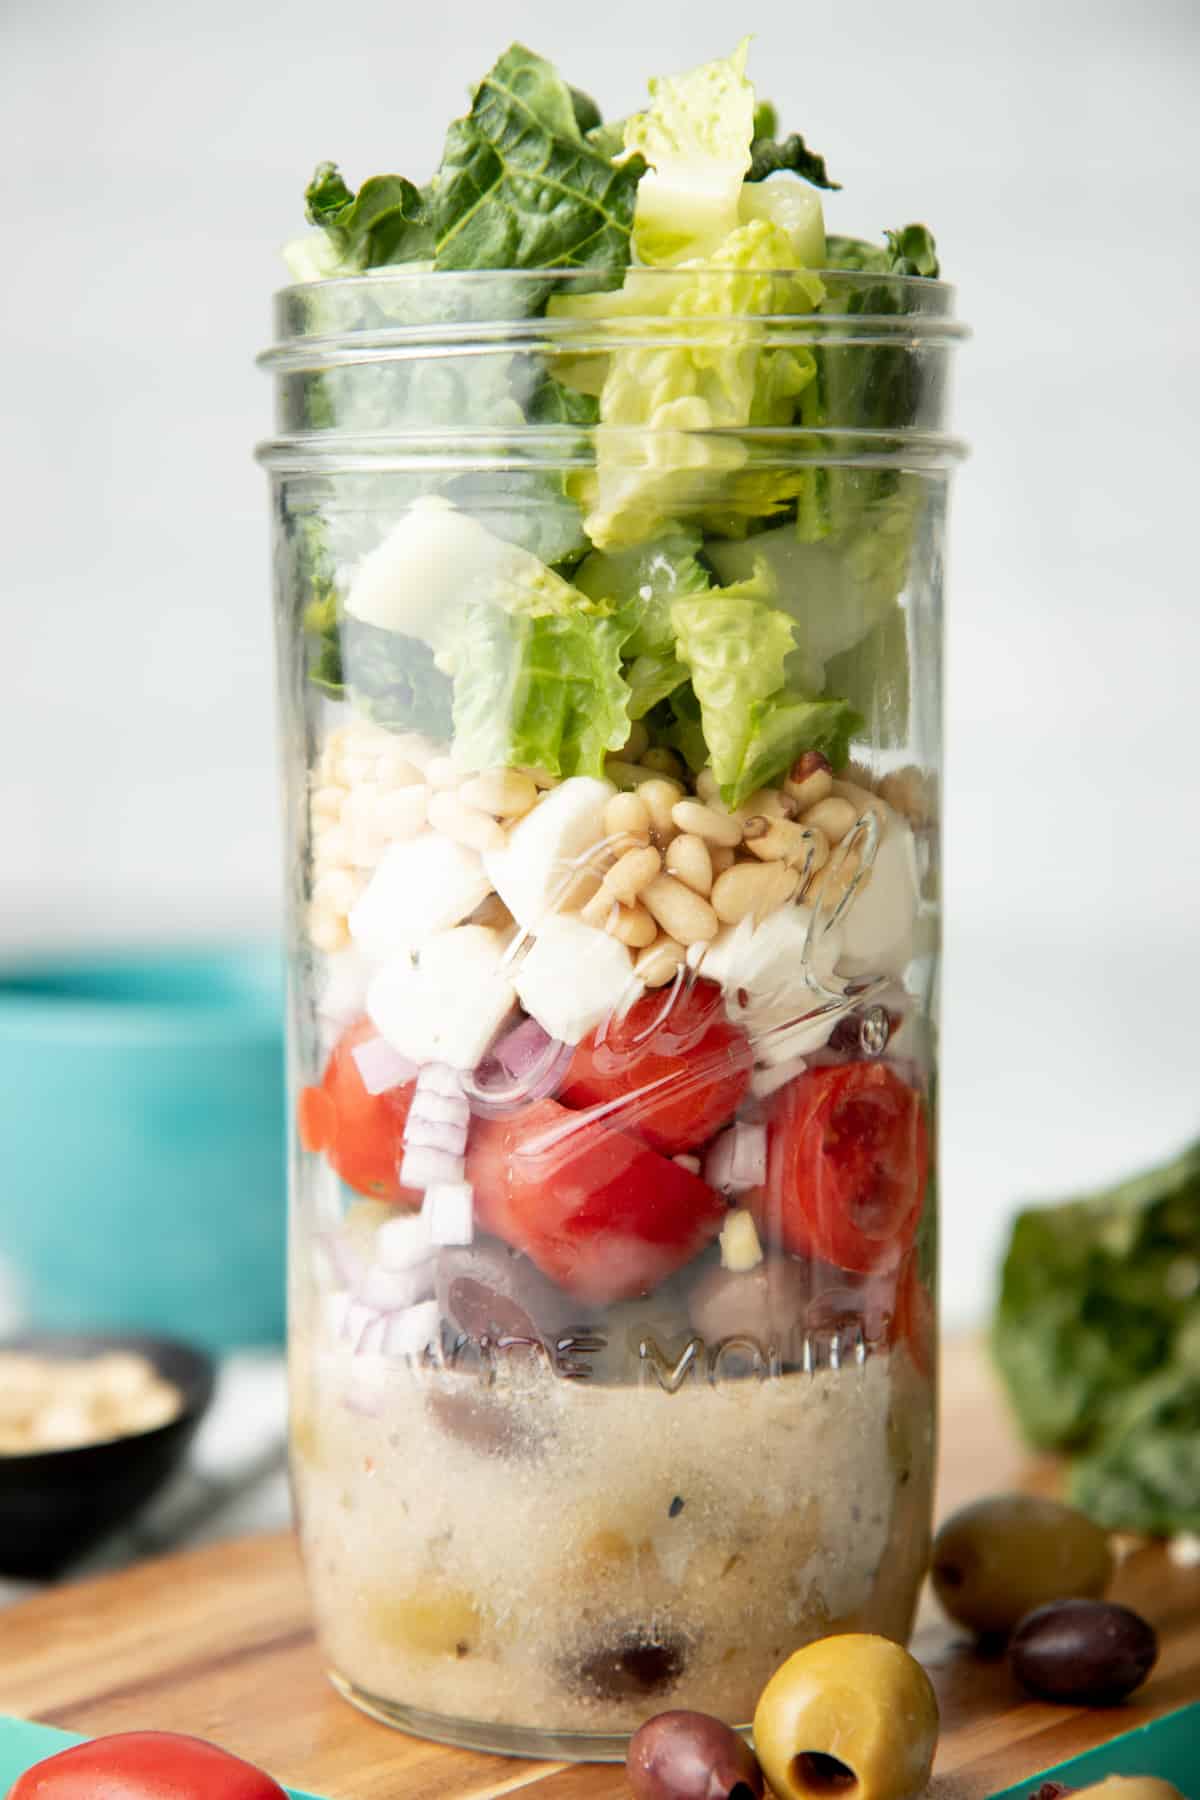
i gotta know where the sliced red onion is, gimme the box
[351,1035,419,1096]
[338,1297,379,1354]
[463,1016,574,1117]
[400,1144,466,1190]
[705,1122,768,1197]
[403,1113,469,1156]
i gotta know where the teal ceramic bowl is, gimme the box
[0,946,286,1350]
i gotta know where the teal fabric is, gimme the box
[988,1702,1200,1796]
[0,947,286,1350]
[0,1716,319,1796]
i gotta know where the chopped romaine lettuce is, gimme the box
[738,179,826,269]
[746,132,839,190]
[445,602,630,778]
[825,226,940,278]
[299,164,434,273]
[624,40,756,266]
[552,219,823,548]
[573,527,713,657]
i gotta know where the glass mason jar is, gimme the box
[258,267,966,1759]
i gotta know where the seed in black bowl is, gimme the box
[627,1710,764,1800]
[567,1626,688,1700]
[1009,1599,1158,1705]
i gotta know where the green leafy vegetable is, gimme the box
[993,1139,1200,1533]
[826,226,940,278]
[552,219,823,547]
[574,527,713,657]
[446,603,630,778]
[624,40,756,265]
[751,100,778,142]
[747,133,839,190]
[302,164,433,271]
[301,596,454,737]
[429,45,644,282]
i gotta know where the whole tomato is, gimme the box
[748,1062,928,1274]
[8,1731,288,1799]
[297,1017,420,1205]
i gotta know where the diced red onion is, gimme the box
[425,1180,474,1247]
[380,1299,442,1359]
[410,1089,470,1128]
[403,1113,469,1156]
[351,1035,419,1096]
[400,1144,466,1189]
[704,1122,768,1196]
[357,1258,435,1313]
[417,1062,466,1100]
[375,1211,434,1271]
[317,1231,365,1289]
[463,1017,574,1117]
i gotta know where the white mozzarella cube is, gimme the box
[701,906,846,1065]
[424,1181,475,1246]
[835,810,920,979]
[513,914,636,1045]
[368,925,517,1071]
[316,947,375,1032]
[484,777,613,928]
[375,1210,434,1271]
[380,1298,443,1360]
[348,835,491,960]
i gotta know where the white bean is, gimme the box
[427,791,505,853]
[665,833,713,895]
[640,875,720,945]
[670,799,743,848]
[424,756,463,791]
[711,860,799,925]
[639,778,685,841]
[603,844,661,904]
[459,769,539,819]
[640,746,685,781]
[635,937,687,987]
[605,902,658,948]
[604,792,651,843]
[800,796,858,845]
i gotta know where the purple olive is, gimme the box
[425,1384,545,1459]
[1009,1599,1158,1705]
[627,1710,764,1800]
[436,1238,580,1342]
[564,1626,688,1701]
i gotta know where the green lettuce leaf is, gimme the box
[624,41,756,265]
[446,603,630,778]
[733,691,861,799]
[747,132,839,189]
[573,527,713,657]
[646,682,708,772]
[825,225,940,278]
[993,1137,1200,1461]
[299,163,434,272]
[552,219,823,548]
[301,595,454,738]
[429,45,644,282]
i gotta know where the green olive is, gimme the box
[752,1633,938,1800]
[930,1495,1113,1637]
[1073,1782,1185,1800]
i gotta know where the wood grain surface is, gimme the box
[0,1342,1196,1800]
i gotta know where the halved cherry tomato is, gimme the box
[297,1018,421,1206]
[466,1098,726,1304]
[8,1730,287,1799]
[748,1062,928,1274]
[890,1250,935,1377]
[560,977,752,1155]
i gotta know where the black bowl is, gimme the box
[0,1331,215,1579]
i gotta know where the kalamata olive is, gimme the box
[627,1711,764,1800]
[931,1496,1113,1637]
[436,1239,579,1342]
[1009,1599,1158,1705]
[688,1256,809,1346]
[425,1384,545,1459]
[1072,1780,1185,1800]
[752,1634,938,1800]
[565,1626,688,1701]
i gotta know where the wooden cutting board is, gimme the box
[0,1343,1196,1800]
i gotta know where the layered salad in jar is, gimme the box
[277,38,945,1746]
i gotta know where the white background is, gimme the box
[3,0,1198,1327]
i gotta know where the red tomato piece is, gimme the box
[890,1250,935,1378]
[560,977,752,1155]
[9,1731,287,1800]
[748,1062,928,1274]
[297,1017,420,1206]
[466,1099,726,1304]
